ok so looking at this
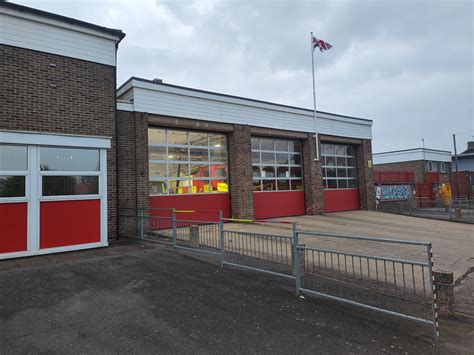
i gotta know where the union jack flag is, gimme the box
[312,36,332,52]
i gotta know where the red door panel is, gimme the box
[324,189,360,213]
[253,191,305,219]
[40,199,101,249]
[0,203,28,253]
[150,194,230,222]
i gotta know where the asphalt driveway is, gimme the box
[0,240,472,353]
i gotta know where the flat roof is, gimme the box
[0,2,125,41]
[117,77,373,123]
[373,147,451,155]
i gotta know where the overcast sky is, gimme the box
[17,0,474,153]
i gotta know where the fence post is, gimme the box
[293,223,301,295]
[139,209,144,240]
[427,243,439,344]
[219,210,225,268]
[172,208,177,251]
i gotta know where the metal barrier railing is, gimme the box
[117,208,439,343]
[378,197,474,223]
[294,231,438,343]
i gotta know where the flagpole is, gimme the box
[310,32,320,161]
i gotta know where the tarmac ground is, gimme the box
[0,239,473,354]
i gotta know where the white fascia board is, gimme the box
[0,7,122,42]
[373,149,452,164]
[117,101,134,111]
[0,130,111,149]
[117,80,133,98]
[132,79,372,127]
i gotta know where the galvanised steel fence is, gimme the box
[379,197,474,223]
[117,208,439,343]
[221,220,296,278]
[294,231,438,342]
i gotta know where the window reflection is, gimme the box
[40,148,99,171]
[321,143,357,189]
[148,128,229,195]
[251,137,303,192]
[0,145,27,171]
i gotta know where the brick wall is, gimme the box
[0,45,117,238]
[356,139,375,210]
[302,134,325,214]
[228,124,254,219]
[374,160,426,184]
[116,110,149,237]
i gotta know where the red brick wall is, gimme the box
[356,139,375,210]
[302,134,325,214]
[0,45,117,238]
[228,125,254,219]
[374,160,426,184]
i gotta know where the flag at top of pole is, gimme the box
[310,32,333,161]
[312,36,333,52]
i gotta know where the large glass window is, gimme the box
[40,147,100,197]
[322,143,357,189]
[251,137,303,192]
[148,128,228,195]
[0,145,27,198]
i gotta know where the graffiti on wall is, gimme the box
[379,185,412,201]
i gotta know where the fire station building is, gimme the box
[0,2,375,260]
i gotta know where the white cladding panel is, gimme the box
[130,86,372,140]
[373,149,452,164]
[117,101,134,111]
[0,12,117,66]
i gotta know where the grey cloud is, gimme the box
[17,0,474,152]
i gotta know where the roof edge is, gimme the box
[116,76,373,123]
[373,147,452,155]
[0,1,125,41]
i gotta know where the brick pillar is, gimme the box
[356,139,375,210]
[116,110,150,237]
[302,133,325,215]
[228,124,254,219]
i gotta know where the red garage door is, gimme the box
[322,143,360,213]
[251,137,305,219]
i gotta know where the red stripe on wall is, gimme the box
[0,202,27,253]
[253,191,305,219]
[150,193,231,222]
[40,199,101,249]
[324,189,360,213]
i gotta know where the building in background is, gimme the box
[451,141,474,198]
[1,2,375,260]
[372,148,452,204]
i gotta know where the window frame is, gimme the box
[0,144,29,202]
[38,147,102,201]
[148,127,229,196]
[251,137,304,192]
[321,143,358,190]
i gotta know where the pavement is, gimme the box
[226,211,474,317]
[0,239,473,354]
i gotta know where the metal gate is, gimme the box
[117,208,439,343]
[294,231,438,342]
